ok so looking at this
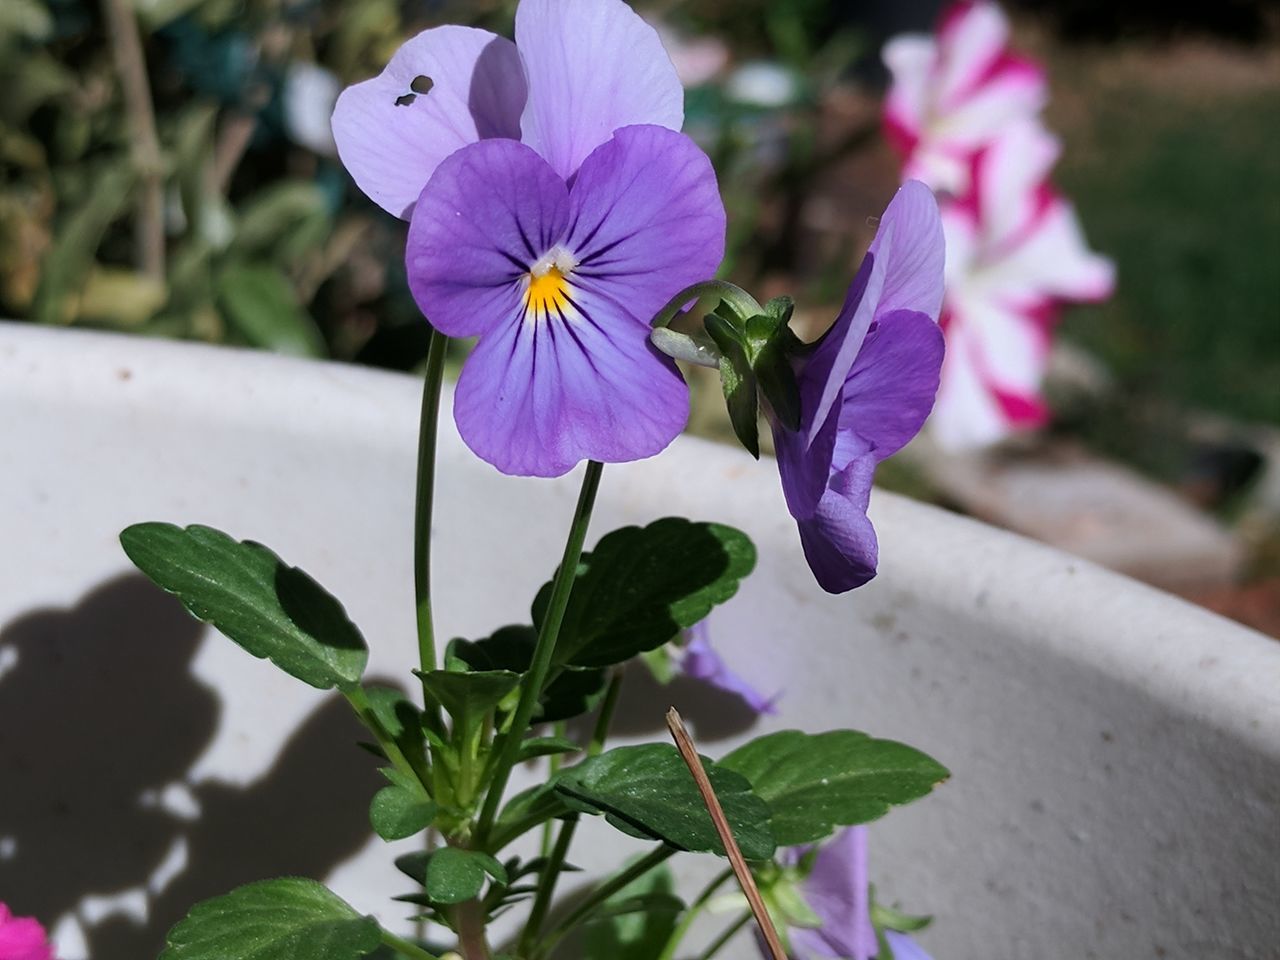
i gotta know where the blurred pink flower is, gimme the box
[0,903,54,960]
[883,0,1046,196]
[931,121,1114,448]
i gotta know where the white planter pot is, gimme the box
[1,325,1276,959]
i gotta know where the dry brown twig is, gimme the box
[665,707,786,960]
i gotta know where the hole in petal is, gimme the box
[394,93,416,107]
[411,75,434,94]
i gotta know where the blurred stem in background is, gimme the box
[100,0,164,281]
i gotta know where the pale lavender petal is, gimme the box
[566,125,726,323]
[452,284,688,477]
[406,139,568,337]
[516,0,684,180]
[796,441,879,594]
[791,827,877,960]
[331,26,525,219]
[868,180,945,322]
[771,396,840,522]
[800,243,886,448]
[884,931,935,960]
[840,310,945,460]
[681,622,779,715]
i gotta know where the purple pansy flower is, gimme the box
[770,181,945,592]
[680,621,780,715]
[776,828,934,960]
[333,0,724,477]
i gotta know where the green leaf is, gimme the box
[533,519,756,669]
[584,865,683,960]
[705,311,761,457]
[418,669,521,732]
[517,736,580,762]
[217,263,325,357]
[403,847,508,905]
[448,627,608,723]
[362,686,422,742]
[555,744,775,860]
[120,523,367,690]
[369,769,436,841]
[720,730,949,845]
[159,878,381,960]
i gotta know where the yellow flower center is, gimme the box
[525,266,571,317]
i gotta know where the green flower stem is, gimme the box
[540,720,569,857]
[455,898,490,960]
[519,670,624,953]
[649,280,763,331]
[534,844,676,959]
[415,325,448,722]
[380,927,441,960]
[519,814,578,956]
[696,911,752,960]
[654,866,736,960]
[475,460,605,843]
[343,685,427,790]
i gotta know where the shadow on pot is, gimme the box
[0,574,384,960]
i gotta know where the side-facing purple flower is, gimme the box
[771,182,945,592]
[773,828,935,960]
[333,0,725,477]
[680,621,780,715]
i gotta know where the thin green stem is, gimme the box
[415,327,448,709]
[520,670,624,952]
[696,911,751,960]
[519,814,578,955]
[587,670,623,757]
[655,866,735,960]
[380,926,441,960]
[540,720,568,857]
[475,460,605,843]
[536,844,675,958]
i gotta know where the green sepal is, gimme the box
[704,310,760,458]
[119,523,367,691]
[369,768,436,841]
[749,298,803,433]
[720,730,949,846]
[158,878,381,960]
[871,895,933,934]
[554,743,775,861]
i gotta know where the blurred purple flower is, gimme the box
[774,828,934,960]
[770,182,945,592]
[680,621,779,715]
[0,902,54,960]
[332,0,726,476]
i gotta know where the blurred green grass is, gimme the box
[1055,82,1280,427]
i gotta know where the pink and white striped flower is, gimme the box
[931,121,1115,448]
[883,0,1046,196]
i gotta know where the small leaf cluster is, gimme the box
[121,513,947,960]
